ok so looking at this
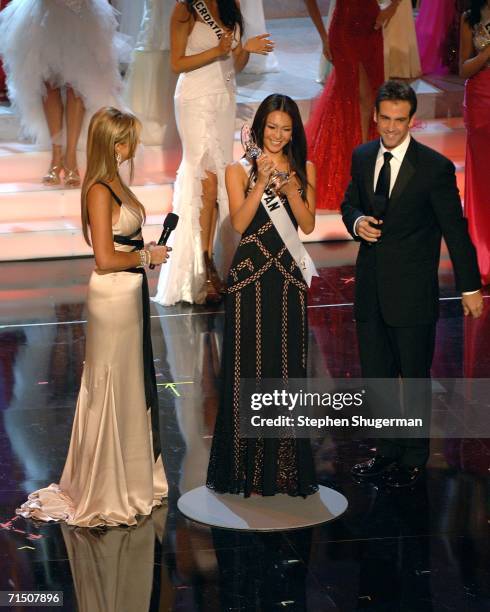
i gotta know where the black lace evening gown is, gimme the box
[206,195,318,497]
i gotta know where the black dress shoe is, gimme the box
[385,465,424,488]
[351,456,397,479]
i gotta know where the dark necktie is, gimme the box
[373,151,393,219]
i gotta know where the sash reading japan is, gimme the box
[261,187,319,287]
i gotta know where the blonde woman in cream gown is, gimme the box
[16,108,169,528]
[383,0,421,79]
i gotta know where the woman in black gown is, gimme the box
[206,94,318,497]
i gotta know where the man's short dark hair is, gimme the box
[375,80,418,117]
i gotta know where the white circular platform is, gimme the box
[177,486,348,531]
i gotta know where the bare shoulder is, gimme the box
[87,183,111,211]
[460,12,472,32]
[172,2,193,23]
[173,1,190,15]
[87,182,110,198]
[226,160,248,180]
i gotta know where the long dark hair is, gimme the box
[181,0,243,35]
[248,94,309,202]
[465,0,486,26]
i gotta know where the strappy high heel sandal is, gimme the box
[42,165,63,186]
[63,167,81,188]
[205,252,226,295]
[203,252,224,304]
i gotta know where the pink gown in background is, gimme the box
[306,0,384,211]
[415,0,456,75]
[463,9,490,286]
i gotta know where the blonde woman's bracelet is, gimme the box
[138,249,151,268]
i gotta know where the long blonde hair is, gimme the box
[81,107,145,245]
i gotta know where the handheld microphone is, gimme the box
[149,212,179,270]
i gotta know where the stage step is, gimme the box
[0,118,467,261]
[0,180,173,259]
[0,104,19,142]
[0,17,466,149]
[1,80,464,150]
[0,141,178,185]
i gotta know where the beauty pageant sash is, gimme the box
[260,187,318,287]
[192,1,224,39]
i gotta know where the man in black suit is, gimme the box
[342,80,483,487]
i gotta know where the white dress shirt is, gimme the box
[373,133,411,195]
[353,133,411,236]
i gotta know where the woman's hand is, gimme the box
[277,172,301,199]
[322,35,332,62]
[148,245,171,266]
[244,33,275,55]
[375,2,399,30]
[216,31,234,57]
[256,155,276,187]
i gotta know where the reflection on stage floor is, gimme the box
[0,241,489,611]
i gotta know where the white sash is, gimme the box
[192,1,224,39]
[241,160,318,287]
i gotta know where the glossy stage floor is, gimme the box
[1,243,489,612]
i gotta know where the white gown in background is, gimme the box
[241,0,278,74]
[0,0,130,146]
[152,20,239,306]
[111,0,145,45]
[383,0,421,79]
[123,0,179,149]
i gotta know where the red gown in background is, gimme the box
[306,0,384,211]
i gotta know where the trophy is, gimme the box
[240,124,289,194]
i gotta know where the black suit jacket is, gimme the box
[341,138,481,327]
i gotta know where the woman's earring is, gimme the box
[116,152,122,166]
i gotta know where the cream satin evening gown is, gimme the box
[17,188,168,527]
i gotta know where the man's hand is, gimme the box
[356,216,383,242]
[462,290,484,318]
